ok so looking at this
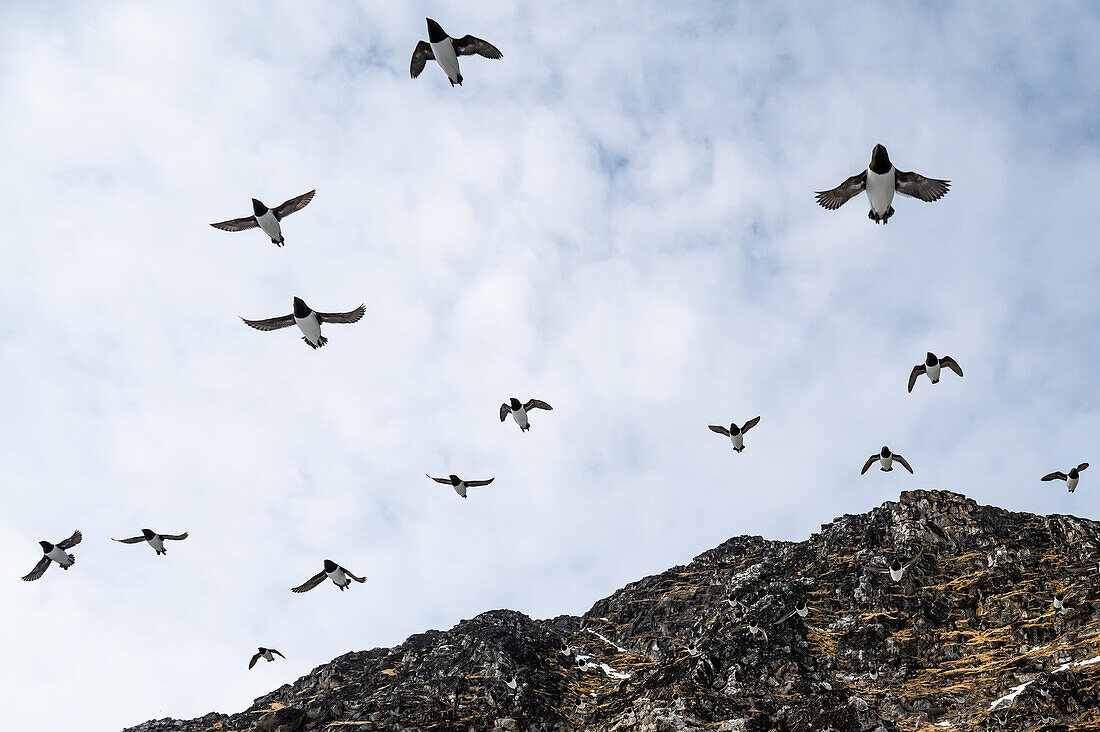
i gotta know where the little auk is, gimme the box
[709,416,761,452]
[210,190,315,246]
[249,647,285,669]
[292,559,366,593]
[862,446,914,474]
[426,474,495,499]
[1042,463,1089,493]
[113,529,188,555]
[907,352,963,393]
[499,398,553,432]
[242,297,365,349]
[816,144,949,224]
[410,18,502,86]
[22,530,82,581]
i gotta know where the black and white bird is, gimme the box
[1051,593,1072,613]
[1042,463,1089,493]
[908,352,964,393]
[772,600,812,625]
[242,297,365,349]
[426,474,495,499]
[499,397,553,432]
[22,531,82,581]
[745,621,768,645]
[112,529,188,555]
[815,144,950,224]
[861,446,914,474]
[869,552,923,582]
[249,647,285,669]
[708,417,761,453]
[210,190,315,246]
[410,18,502,87]
[292,559,366,593]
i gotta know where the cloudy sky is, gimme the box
[1,2,1099,729]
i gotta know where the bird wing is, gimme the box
[465,478,495,487]
[341,567,367,583]
[893,453,915,474]
[317,305,366,324]
[772,608,797,626]
[273,190,315,220]
[861,454,879,475]
[867,564,891,574]
[452,35,503,59]
[907,364,925,393]
[902,551,923,570]
[161,532,189,541]
[271,649,285,659]
[894,170,950,202]
[741,416,761,433]
[524,399,553,412]
[291,569,329,593]
[249,651,262,669]
[499,403,511,422]
[113,536,147,544]
[1078,463,1090,472]
[1042,471,1067,481]
[815,171,867,210]
[210,216,258,232]
[241,314,296,332]
[57,530,82,550]
[709,425,731,436]
[427,474,452,485]
[21,556,52,582]
[410,40,434,78]
[939,356,964,377]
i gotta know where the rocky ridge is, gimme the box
[126,490,1100,732]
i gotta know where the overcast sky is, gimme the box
[2,2,1099,730]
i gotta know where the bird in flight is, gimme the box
[112,529,189,555]
[708,416,761,453]
[426,474,495,499]
[249,647,285,669]
[210,190,315,246]
[242,297,365,349]
[500,397,553,432]
[816,144,949,224]
[908,352,964,393]
[1042,463,1089,493]
[292,559,366,593]
[862,446,914,474]
[410,18,502,86]
[22,530,82,581]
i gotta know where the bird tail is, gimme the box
[64,553,75,567]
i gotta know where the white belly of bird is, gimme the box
[329,568,349,587]
[256,210,282,241]
[865,168,896,215]
[295,314,322,346]
[1067,476,1079,492]
[926,362,941,382]
[431,39,461,82]
[512,408,529,429]
[47,546,72,566]
[262,650,274,662]
[881,455,893,471]
[732,433,744,450]
[149,536,165,553]
[454,482,468,498]
[890,567,904,582]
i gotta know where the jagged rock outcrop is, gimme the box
[125,490,1100,731]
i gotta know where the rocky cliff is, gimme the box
[125,490,1100,732]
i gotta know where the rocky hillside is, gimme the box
[126,490,1100,732]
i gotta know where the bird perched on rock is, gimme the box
[112,529,188,555]
[907,352,963,393]
[210,190,315,246]
[426,474,495,499]
[249,647,285,669]
[1042,463,1089,493]
[410,18,502,86]
[862,446,914,474]
[815,144,949,224]
[709,417,761,453]
[242,297,365,349]
[292,559,366,593]
[22,531,82,581]
[499,397,553,432]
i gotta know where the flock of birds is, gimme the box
[17,17,1092,681]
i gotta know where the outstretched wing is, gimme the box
[341,567,367,583]
[465,478,495,487]
[210,216,258,232]
[867,564,892,574]
[57,530,82,550]
[940,356,963,377]
[741,416,761,433]
[907,364,925,393]
[161,532,189,542]
[815,171,867,210]
[453,35,503,59]
[271,649,285,659]
[1041,471,1067,482]
[1078,463,1090,472]
[894,170,950,202]
[499,403,511,422]
[861,455,879,475]
[273,190,315,220]
[291,569,328,593]
[709,425,730,436]
[248,651,262,669]
[113,536,146,544]
[410,40,434,78]
[772,608,797,626]
[902,551,924,571]
[427,474,452,485]
[893,453,915,474]
[524,399,553,412]
[22,556,52,582]
[317,305,365,324]
[241,314,295,332]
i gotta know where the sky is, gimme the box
[1,2,1099,729]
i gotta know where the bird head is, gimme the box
[251,199,267,216]
[39,540,53,552]
[142,529,156,540]
[426,18,447,43]
[871,144,891,168]
[323,559,338,572]
[448,474,462,485]
[509,397,522,410]
[881,446,891,458]
[926,352,937,366]
[730,423,741,435]
[293,297,310,318]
